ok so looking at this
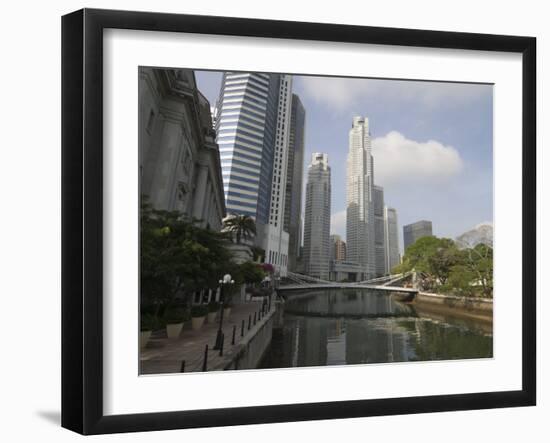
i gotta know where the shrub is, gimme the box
[191,305,208,318]
[140,313,157,331]
[164,307,188,324]
[208,301,220,313]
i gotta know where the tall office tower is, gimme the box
[346,116,376,280]
[373,185,387,277]
[215,72,281,224]
[264,75,293,276]
[303,153,331,280]
[403,220,433,250]
[384,206,400,273]
[283,94,306,272]
[330,234,347,261]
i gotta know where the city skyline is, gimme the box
[197,70,493,248]
[138,66,494,376]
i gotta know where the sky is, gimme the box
[196,70,493,252]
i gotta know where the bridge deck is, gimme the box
[278,284,418,293]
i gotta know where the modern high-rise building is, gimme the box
[403,220,433,250]
[264,75,293,276]
[303,153,331,280]
[373,185,386,277]
[215,72,281,224]
[330,234,347,261]
[384,206,400,273]
[215,72,293,275]
[346,116,376,279]
[284,94,306,272]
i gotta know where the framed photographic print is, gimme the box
[61,8,536,435]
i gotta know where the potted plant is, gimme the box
[140,313,155,349]
[164,306,188,339]
[207,301,219,323]
[191,305,208,330]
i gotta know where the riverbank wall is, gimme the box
[412,291,493,323]
[220,300,284,370]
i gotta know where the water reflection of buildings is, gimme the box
[277,290,493,369]
[326,319,346,366]
[287,317,328,367]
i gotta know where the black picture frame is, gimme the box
[61,8,536,435]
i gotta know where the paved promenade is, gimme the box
[140,300,271,374]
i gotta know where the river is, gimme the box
[259,288,493,369]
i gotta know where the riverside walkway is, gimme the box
[140,300,274,374]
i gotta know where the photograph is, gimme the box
[138,67,494,374]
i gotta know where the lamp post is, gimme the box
[214,273,234,350]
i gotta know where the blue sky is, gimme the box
[196,71,493,252]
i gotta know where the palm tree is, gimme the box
[223,214,256,244]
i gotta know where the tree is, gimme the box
[463,243,493,297]
[401,236,462,285]
[239,261,266,285]
[444,264,477,296]
[398,234,493,297]
[140,197,234,320]
[223,214,256,244]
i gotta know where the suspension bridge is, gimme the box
[278,271,418,294]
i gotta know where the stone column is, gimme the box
[192,164,208,222]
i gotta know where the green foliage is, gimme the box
[443,265,477,296]
[208,301,220,313]
[140,313,158,331]
[400,235,493,297]
[463,243,493,297]
[223,214,256,244]
[190,305,208,318]
[140,196,236,315]
[163,306,189,324]
[239,261,266,285]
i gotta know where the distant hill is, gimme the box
[455,223,493,249]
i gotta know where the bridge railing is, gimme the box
[281,271,412,288]
[284,272,337,287]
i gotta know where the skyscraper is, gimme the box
[264,75,293,275]
[215,72,281,224]
[303,153,331,280]
[403,220,433,250]
[384,206,400,273]
[373,185,386,277]
[284,94,306,272]
[346,116,376,279]
[330,234,347,261]
[215,72,293,275]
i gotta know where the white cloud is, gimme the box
[297,76,491,111]
[299,76,369,111]
[372,131,463,186]
[331,210,346,237]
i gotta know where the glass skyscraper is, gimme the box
[284,94,306,272]
[303,153,331,280]
[215,72,281,224]
[373,185,386,277]
[403,220,433,250]
[384,207,400,273]
[346,116,375,280]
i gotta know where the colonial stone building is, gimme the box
[139,68,225,230]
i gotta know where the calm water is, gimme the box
[260,289,492,369]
